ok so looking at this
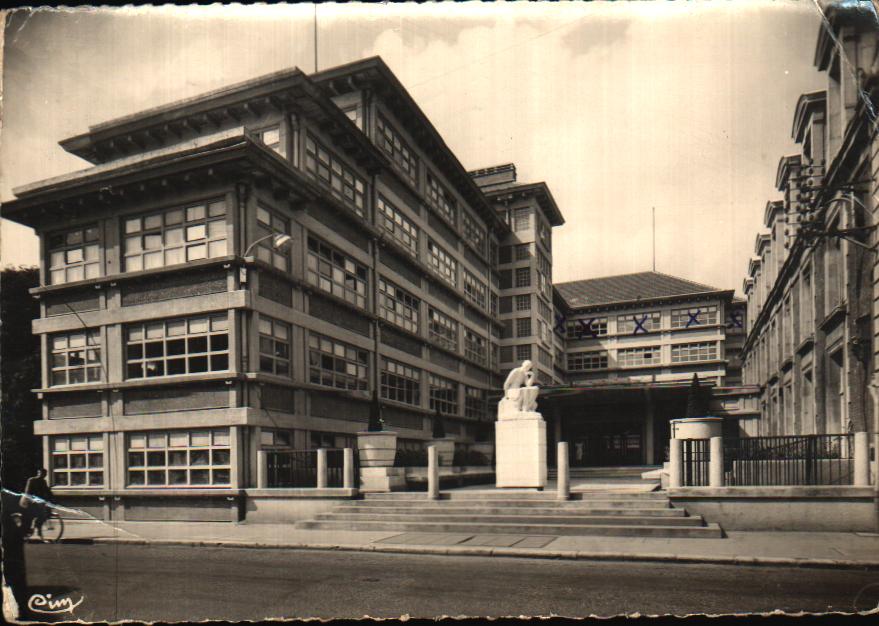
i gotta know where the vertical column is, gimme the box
[557,442,569,500]
[257,450,268,489]
[427,446,439,500]
[316,448,328,489]
[668,438,683,488]
[644,391,655,465]
[229,426,242,490]
[854,432,870,487]
[343,448,355,489]
[709,436,724,488]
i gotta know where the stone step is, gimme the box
[362,491,669,502]
[315,512,706,526]
[296,519,724,538]
[358,497,671,509]
[548,467,660,478]
[332,504,685,516]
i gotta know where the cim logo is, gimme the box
[27,592,84,615]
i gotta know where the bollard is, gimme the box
[257,450,268,489]
[557,442,570,500]
[709,436,724,488]
[669,438,683,489]
[316,448,328,489]
[343,448,354,489]
[427,446,439,500]
[854,432,870,487]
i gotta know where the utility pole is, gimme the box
[313,4,318,73]
[652,206,656,272]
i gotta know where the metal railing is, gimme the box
[722,434,854,486]
[681,439,711,487]
[265,449,356,488]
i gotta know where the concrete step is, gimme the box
[296,519,724,538]
[332,504,685,516]
[548,467,660,478]
[362,491,669,502]
[315,512,707,526]
[359,497,671,509]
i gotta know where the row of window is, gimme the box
[564,306,721,339]
[566,342,720,371]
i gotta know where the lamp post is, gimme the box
[239,233,292,284]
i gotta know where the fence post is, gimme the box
[854,432,870,486]
[316,448,328,489]
[557,442,570,500]
[669,438,683,488]
[709,436,724,487]
[257,450,268,489]
[427,445,439,500]
[343,447,355,489]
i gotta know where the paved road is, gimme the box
[15,543,879,620]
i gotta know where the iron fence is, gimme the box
[266,449,356,488]
[682,438,711,487]
[723,434,853,486]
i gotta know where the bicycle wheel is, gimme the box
[37,513,64,543]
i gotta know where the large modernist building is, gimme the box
[740,3,879,438]
[4,56,751,518]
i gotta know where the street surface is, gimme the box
[15,543,879,620]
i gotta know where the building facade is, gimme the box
[740,4,879,438]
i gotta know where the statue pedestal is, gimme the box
[495,412,547,489]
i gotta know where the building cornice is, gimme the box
[775,154,802,191]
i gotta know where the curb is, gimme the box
[68,536,879,570]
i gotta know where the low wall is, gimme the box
[244,488,358,524]
[668,486,877,532]
[54,490,243,522]
[727,459,852,486]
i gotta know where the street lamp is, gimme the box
[240,233,293,283]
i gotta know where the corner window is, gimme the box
[126,429,230,487]
[125,314,229,379]
[51,435,103,487]
[50,330,102,385]
[47,225,100,284]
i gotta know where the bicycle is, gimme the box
[10,509,64,543]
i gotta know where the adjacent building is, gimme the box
[740,3,879,438]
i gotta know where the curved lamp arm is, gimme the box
[242,233,292,258]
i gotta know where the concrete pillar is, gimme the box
[854,432,870,486]
[644,392,655,465]
[343,448,354,489]
[669,438,683,489]
[427,446,439,500]
[316,448,328,489]
[256,450,268,489]
[557,442,570,500]
[709,436,724,488]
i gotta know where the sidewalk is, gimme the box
[53,518,879,570]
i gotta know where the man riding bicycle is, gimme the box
[19,468,54,534]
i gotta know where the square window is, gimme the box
[186,205,206,222]
[186,224,206,242]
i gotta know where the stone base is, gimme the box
[359,467,406,493]
[495,417,547,488]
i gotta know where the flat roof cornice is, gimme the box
[483,182,565,226]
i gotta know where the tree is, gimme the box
[431,406,445,439]
[1,266,41,491]
[684,373,710,418]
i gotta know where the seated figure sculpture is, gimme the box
[500,360,539,417]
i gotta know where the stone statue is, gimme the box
[501,360,539,415]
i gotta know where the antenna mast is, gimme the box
[313,4,318,73]
[652,206,656,271]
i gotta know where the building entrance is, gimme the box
[566,421,643,467]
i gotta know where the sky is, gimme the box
[0,2,828,295]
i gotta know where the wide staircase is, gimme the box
[296,490,722,538]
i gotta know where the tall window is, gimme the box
[124,199,227,271]
[256,205,290,271]
[500,346,514,363]
[513,208,531,231]
[427,239,457,287]
[306,236,368,309]
[567,351,608,372]
[515,267,531,287]
[428,307,458,351]
[516,344,532,361]
[538,220,551,250]
[381,358,421,406]
[376,114,418,184]
[464,328,487,365]
[51,330,102,385]
[464,387,487,420]
[618,346,661,367]
[670,342,718,363]
[308,333,368,390]
[259,316,290,376]
[670,305,718,329]
[379,277,419,333]
[517,317,532,338]
[825,221,844,310]
[801,265,813,336]
[428,373,458,414]
[462,211,487,256]
[51,435,103,487]
[463,269,487,309]
[618,312,661,334]
[426,173,456,226]
[304,134,366,217]
[516,294,531,311]
[48,225,100,284]
[377,195,418,256]
[515,243,531,261]
[126,314,229,379]
[126,429,230,487]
